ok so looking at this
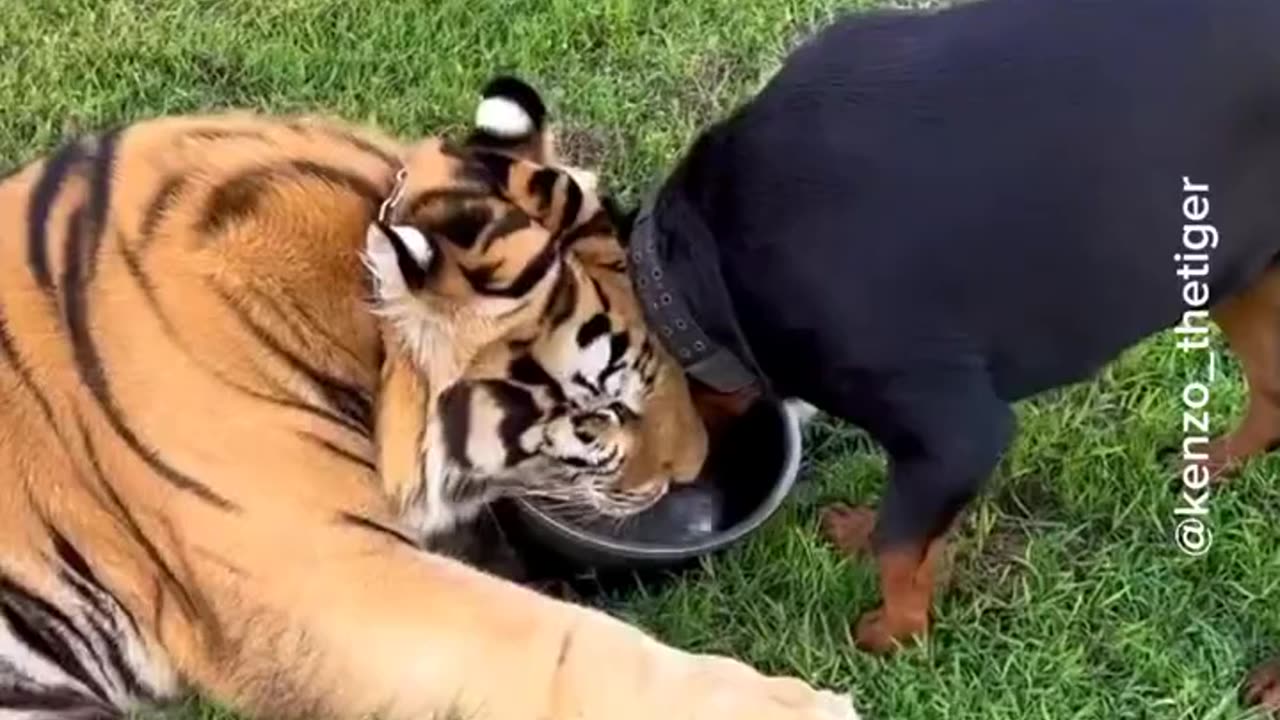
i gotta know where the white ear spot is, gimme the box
[476,97,534,138]
[391,224,433,265]
[364,223,403,299]
[580,334,611,376]
[363,223,433,302]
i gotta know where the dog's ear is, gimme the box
[601,195,638,247]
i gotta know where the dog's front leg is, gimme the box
[822,369,1013,654]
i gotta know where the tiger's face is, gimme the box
[365,78,707,530]
[454,213,708,517]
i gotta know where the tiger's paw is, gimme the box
[669,653,862,720]
[557,611,862,720]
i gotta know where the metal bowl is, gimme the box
[503,398,801,575]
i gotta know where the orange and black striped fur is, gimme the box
[0,77,861,720]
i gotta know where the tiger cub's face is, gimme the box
[365,78,707,529]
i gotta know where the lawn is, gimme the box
[3,0,1278,718]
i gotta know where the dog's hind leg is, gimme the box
[1207,266,1280,478]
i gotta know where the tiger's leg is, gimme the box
[0,442,182,719]
[0,564,179,720]
[177,517,861,720]
[1203,266,1280,479]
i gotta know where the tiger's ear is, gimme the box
[468,150,598,238]
[466,75,553,163]
[363,219,437,302]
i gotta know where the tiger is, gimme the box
[0,74,860,720]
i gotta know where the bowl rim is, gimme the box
[512,399,803,560]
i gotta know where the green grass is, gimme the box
[4,0,1278,718]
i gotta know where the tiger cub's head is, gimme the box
[366,77,708,530]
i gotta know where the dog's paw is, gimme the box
[852,606,928,656]
[819,504,877,558]
[1164,434,1254,490]
[1242,658,1280,716]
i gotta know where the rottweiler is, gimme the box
[613,0,1280,654]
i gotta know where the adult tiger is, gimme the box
[0,77,860,720]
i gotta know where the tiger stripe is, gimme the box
[208,281,374,435]
[119,239,371,439]
[27,139,85,295]
[134,176,186,254]
[73,415,203,626]
[299,431,377,474]
[334,512,419,549]
[80,128,121,281]
[0,308,62,432]
[199,160,384,236]
[61,176,240,511]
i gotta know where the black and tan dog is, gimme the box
[617,0,1280,670]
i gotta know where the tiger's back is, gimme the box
[0,113,408,715]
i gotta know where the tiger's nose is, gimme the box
[571,411,614,442]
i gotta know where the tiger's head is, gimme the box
[366,77,708,534]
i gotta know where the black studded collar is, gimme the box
[627,193,762,394]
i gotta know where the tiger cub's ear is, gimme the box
[364,220,436,301]
[467,75,552,163]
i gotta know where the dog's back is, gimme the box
[697,0,1280,400]
[645,0,1280,656]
